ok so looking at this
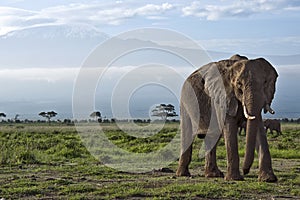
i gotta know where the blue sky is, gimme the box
[0,0,300,119]
[1,0,300,55]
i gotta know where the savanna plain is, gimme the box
[0,122,299,199]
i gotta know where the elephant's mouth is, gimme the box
[242,103,275,120]
[243,104,255,120]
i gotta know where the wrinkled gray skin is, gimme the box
[176,54,278,182]
[264,119,282,136]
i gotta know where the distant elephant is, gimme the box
[176,54,278,182]
[264,119,281,136]
[238,120,247,136]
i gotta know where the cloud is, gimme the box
[182,0,300,20]
[276,64,300,75]
[0,2,174,35]
[198,36,300,55]
[1,0,300,36]
[0,68,79,83]
[0,65,192,85]
[0,68,79,105]
[135,3,173,15]
[0,7,36,35]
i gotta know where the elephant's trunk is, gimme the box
[243,115,260,174]
[264,104,275,114]
[242,92,264,175]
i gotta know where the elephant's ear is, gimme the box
[201,61,239,118]
[264,70,277,105]
[257,58,278,105]
[200,62,233,132]
[198,62,238,157]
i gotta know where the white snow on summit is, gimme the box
[1,24,108,39]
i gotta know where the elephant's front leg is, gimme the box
[256,125,277,182]
[224,117,244,181]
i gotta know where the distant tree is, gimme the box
[134,119,143,123]
[14,114,19,120]
[281,118,289,123]
[151,104,178,120]
[64,119,72,124]
[90,111,102,122]
[103,118,110,123]
[0,112,6,122]
[14,114,20,123]
[39,111,57,123]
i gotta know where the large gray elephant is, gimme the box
[264,119,282,136]
[176,54,278,182]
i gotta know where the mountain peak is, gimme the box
[2,24,108,40]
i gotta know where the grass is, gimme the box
[0,122,299,199]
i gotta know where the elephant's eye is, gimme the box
[238,88,243,95]
[237,81,243,88]
[264,80,268,85]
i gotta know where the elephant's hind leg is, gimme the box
[176,145,193,176]
[277,130,282,137]
[176,107,194,177]
[205,139,224,178]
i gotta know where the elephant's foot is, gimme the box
[243,167,250,175]
[258,171,277,182]
[176,167,191,177]
[205,168,224,178]
[225,172,244,181]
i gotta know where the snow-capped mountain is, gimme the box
[1,24,299,68]
[2,24,108,39]
[0,24,109,68]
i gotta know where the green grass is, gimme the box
[0,122,299,199]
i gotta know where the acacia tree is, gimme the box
[39,111,57,123]
[0,112,6,122]
[151,104,178,120]
[14,114,21,123]
[14,114,20,121]
[90,111,102,122]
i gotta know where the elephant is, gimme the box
[176,54,278,182]
[264,119,282,136]
[239,119,281,137]
[238,120,247,136]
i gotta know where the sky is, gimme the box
[0,0,300,119]
[1,0,300,54]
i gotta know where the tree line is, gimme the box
[2,106,300,124]
[0,103,179,124]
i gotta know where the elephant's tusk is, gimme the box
[243,105,256,120]
[265,104,275,114]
